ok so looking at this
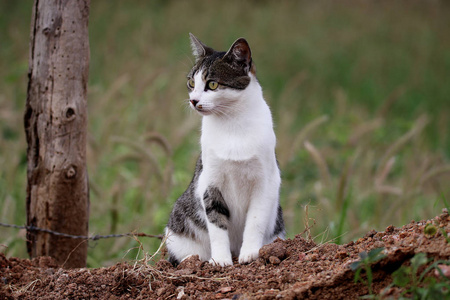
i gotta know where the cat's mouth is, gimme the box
[190,100,211,115]
[193,106,212,116]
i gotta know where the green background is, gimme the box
[1,1,449,267]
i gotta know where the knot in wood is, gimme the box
[65,165,77,179]
[42,27,51,35]
[65,107,76,121]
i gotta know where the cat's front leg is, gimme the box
[238,211,266,263]
[203,186,233,266]
[239,184,280,264]
[207,223,232,266]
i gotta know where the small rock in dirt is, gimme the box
[156,259,173,271]
[364,229,377,238]
[177,255,202,270]
[37,256,58,268]
[385,225,395,233]
[156,287,165,296]
[217,286,233,293]
[259,240,287,261]
[269,256,281,265]
[334,251,348,259]
[177,286,185,299]
[174,268,194,276]
[281,272,296,283]
[45,268,55,275]
[373,241,384,248]
[307,253,319,261]
[435,264,450,278]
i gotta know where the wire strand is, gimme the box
[0,222,163,240]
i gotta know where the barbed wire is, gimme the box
[0,222,163,240]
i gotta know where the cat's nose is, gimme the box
[190,99,199,107]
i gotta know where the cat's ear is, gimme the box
[223,38,252,73]
[189,33,213,61]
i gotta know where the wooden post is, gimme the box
[24,0,90,268]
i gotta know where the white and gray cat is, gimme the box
[165,34,284,266]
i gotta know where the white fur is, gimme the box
[165,227,210,262]
[187,70,282,265]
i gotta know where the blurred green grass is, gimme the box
[1,1,449,267]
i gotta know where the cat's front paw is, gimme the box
[209,256,233,267]
[238,247,260,264]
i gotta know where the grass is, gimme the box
[351,250,450,299]
[350,247,386,298]
[1,1,450,267]
[387,253,450,299]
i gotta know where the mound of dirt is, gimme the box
[1,210,449,299]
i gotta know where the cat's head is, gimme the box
[187,33,256,117]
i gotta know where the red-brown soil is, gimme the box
[1,210,449,299]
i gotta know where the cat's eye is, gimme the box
[187,78,195,89]
[207,81,219,90]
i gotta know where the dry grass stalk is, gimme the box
[376,85,406,119]
[304,229,348,254]
[376,115,428,178]
[336,158,353,210]
[110,136,164,181]
[420,165,450,187]
[374,156,403,196]
[9,279,41,297]
[304,140,331,186]
[284,115,329,166]
[300,203,316,241]
[144,132,173,157]
[98,74,130,107]
[133,235,232,282]
[347,118,383,146]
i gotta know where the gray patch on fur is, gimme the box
[167,157,207,239]
[273,205,285,238]
[167,252,180,266]
[204,186,230,230]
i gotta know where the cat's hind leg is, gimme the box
[165,228,210,265]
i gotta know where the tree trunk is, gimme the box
[24,0,90,268]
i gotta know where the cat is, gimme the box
[165,33,284,266]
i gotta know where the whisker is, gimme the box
[213,103,236,119]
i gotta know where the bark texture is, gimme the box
[24,0,90,268]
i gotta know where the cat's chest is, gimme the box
[201,118,274,161]
[205,155,262,206]
[213,155,261,182]
[202,135,257,161]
